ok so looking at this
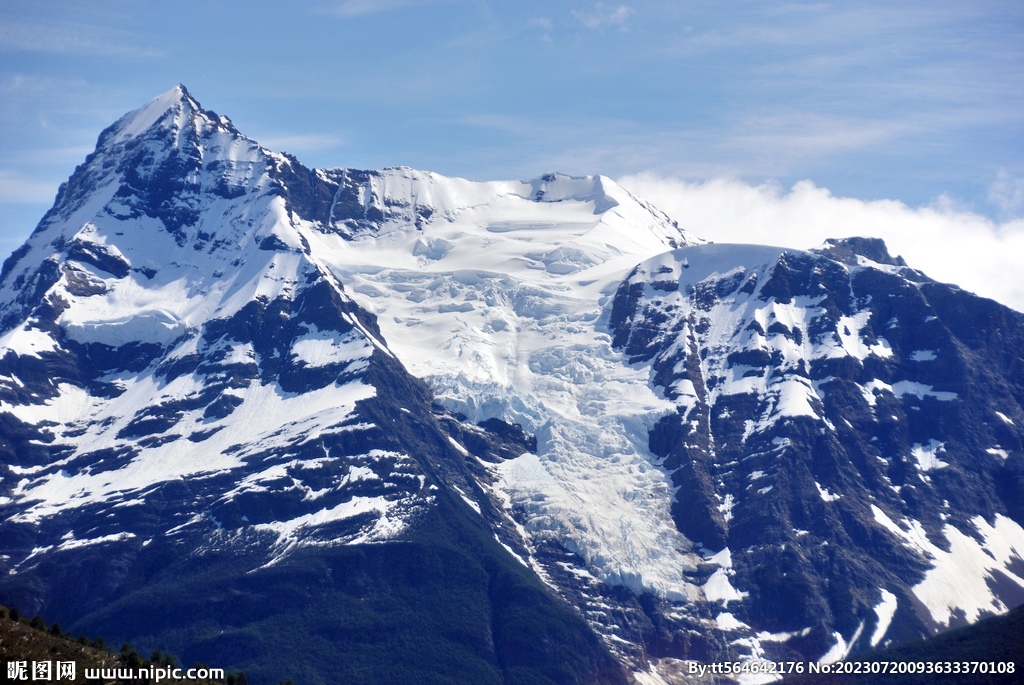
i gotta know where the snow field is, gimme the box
[871,589,898,646]
[8,368,375,524]
[871,506,1024,625]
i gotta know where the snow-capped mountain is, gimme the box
[0,85,1022,684]
[610,241,1024,665]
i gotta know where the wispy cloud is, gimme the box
[3,146,94,167]
[618,172,1024,313]
[0,170,60,204]
[455,109,920,181]
[723,113,915,172]
[663,4,949,56]
[572,4,634,31]
[0,20,161,57]
[990,171,1024,218]
[450,112,733,181]
[529,16,554,44]
[259,134,346,154]
[323,0,460,17]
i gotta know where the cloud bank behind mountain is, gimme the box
[619,173,1024,313]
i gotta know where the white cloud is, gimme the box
[618,172,1024,312]
[989,171,1024,217]
[573,4,634,31]
[530,17,554,31]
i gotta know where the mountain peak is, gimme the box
[98,84,200,146]
[813,236,908,267]
[96,84,241,153]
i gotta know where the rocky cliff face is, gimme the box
[610,240,1024,661]
[0,85,1021,684]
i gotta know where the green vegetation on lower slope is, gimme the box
[61,491,626,685]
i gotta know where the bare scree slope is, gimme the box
[0,86,1022,684]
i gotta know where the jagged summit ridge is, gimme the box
[101,84,219,146]
[0,85,691,332]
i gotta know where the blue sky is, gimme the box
[2,1,1023,305]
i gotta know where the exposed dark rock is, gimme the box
[66,238,131,278]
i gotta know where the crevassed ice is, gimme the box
[302,173,708,600]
